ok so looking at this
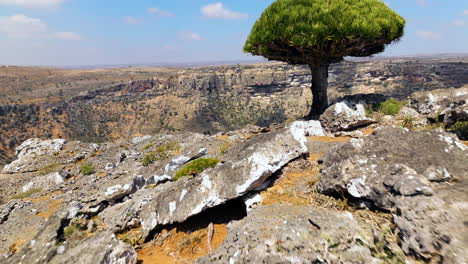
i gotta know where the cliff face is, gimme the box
[1,60,467,165]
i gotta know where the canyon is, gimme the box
[1,58,468,166]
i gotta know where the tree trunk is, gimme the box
[307,64,329,120]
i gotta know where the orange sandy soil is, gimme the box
[360,126,375,135]
[137,224,227,264]
[462,141,468,146]
[28,191,63,219]
[261,155,321,206]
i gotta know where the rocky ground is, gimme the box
[0,84,467,264]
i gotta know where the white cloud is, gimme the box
[0,14,82,42]
[178,31,203,41]
[201,3,247,19]
[451,19,465,27]
[162,44,177,51]
[124,16,139,25]
[147,7,174,17]
[0,14,47,39]
[55,31,82,40]
[0,0,63,8]
[464,10,468,15]
[416,30,442,40]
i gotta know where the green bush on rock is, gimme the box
[174,158,220,181]
[378,99,403,116]
[142,142,180,166]
[80,163,95,175]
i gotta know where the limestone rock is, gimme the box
[196,205,378,264]
[1,139,99,175]
[22,171,68,192]
[318,127,468,262]
[320,101,375,133]
[101,126,308,239]
[289,120,326,136]
[409,87,468,118]
[2,139,66,174]
[49,232,137,264]
[443,104,468,127]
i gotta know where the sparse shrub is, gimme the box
[142,153,158,166]
[366,98,406,116]
[177,234,202,252]
[174,158,220,181]
[377,98,402,116]
[141,142,154,151]
[63,226,76,238]
[202,91,287,131]
[80,163,95,175]
[118,232,141,246]
[365,104,376,115]
[142,142,180,166]
[421,122,444,131]
[38,162,60,175]
[401,116,416,129]
[12,188,42,199]
[450,121,468,133]
[219,141,233,155]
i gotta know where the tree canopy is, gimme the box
[244,0,406,67]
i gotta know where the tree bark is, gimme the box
[307,64,329,120]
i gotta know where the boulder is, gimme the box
[22,171,68,192]
[409,87,468,118]
[196,205,378,264]
[48,232,137,264]
[289,120,326,136]
[1,139,99,174]
[2,139,66,174]
[443,104,468,127]
[320,101,375,133]
[99,125,308,239]
[318,127,468,262]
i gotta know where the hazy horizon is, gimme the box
[1,0,467,67]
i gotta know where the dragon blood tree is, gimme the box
[244,0,405,118]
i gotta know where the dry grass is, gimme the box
[308,136,352,143]
[137,224,227,264]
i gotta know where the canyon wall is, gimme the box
[1,60,468,165]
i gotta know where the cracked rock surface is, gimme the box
[196,204,379,264]
[318,127,468,262]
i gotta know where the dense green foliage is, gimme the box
[366,98,404,116]
[377,98,403,116]
[244,0,405,66]
[174,158,220,181]
[80,163,95,175]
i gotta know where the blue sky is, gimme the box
[0,0,467,66]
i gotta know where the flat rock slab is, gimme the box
[100,126,308,239]
[196,204,378,264]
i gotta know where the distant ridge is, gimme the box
[1,53,467,69]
